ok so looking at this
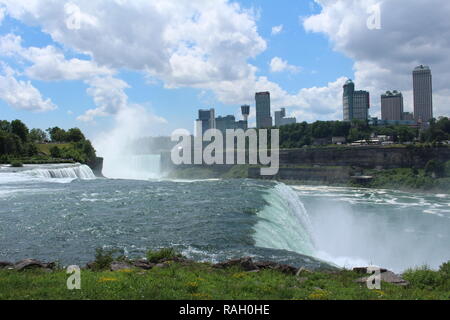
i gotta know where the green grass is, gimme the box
[0,261,449,300]
[36,143,71,156]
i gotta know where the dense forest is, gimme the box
[0,119,96,165]
[278,117,450,149]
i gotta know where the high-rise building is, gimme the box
[275,108,296,127]
[343,80,370,121]
[215,115,237,134]
[241,105,250,122]
[197,108,215,134]
[381,90,404,121]
[255,92,273,128]
[413,65,433,123]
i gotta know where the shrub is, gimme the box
[10,161,23,168]
[439,261,450,277]
[146,248,183,263]
[403,267,443,289]
[50,146,62,159]
[91,248,117,271]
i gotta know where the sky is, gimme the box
[0,0,449,140]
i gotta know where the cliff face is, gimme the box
[87,157,104,177]
[279,146,450,169]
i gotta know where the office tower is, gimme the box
[402,112,414,121]
[241,105,250,122]
[215,115,236,134]
[197,109,215,134]
[255,92,273,128]
[413,65,433,123]
[381,90,404,121]
[343,79,370,121]
[275,108,296,127]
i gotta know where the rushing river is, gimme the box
[0,164,449,272]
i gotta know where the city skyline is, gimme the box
[0,1,450,140]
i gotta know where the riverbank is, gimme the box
[0,251,449,300]
[166,165,450,193]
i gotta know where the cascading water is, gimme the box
[253,183,316,257]
[102,154,161,180]
[26,164,96,180]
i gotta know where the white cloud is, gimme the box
[271,24,283,35]
[77,76,130,122]
[270,57,301,73]
[0,34,113,81]
[304,0,450,117]
[0,69,57,112]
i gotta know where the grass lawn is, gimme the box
[36,143,71,156]
[0,262,449,300]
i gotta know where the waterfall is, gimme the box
[27,164,96,180]
[253,183,316,257]
[102,154,161,180]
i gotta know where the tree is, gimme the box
[50,146,62,158]
[425,160,446,178]
[11,120,29,143]
[66,128,85,143]
[47,127,67,142]
[29,128,48,143]
[0,120,11,133]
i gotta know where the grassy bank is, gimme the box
[0,260,449,300]
[167,165,450,193]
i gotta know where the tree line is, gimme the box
[277,117,450,149]
[0,119,96,164]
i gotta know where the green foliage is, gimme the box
[91,248,117,271]
[66,128,85,143]
[46,127,67,142]
[11,120,29,143]
[424,160,446,178]
[146,248,183,263]
[10,161,23,168]
[420,117,450,143]
[50,146,62,158]
[403,266,445,290]
[0,259,449,300]
[29,128,48,143]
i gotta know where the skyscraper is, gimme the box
[343,80,370,121]
[413,65,433,122]
[275,108,296,127]
[255,92,273,128]
[197,108,215,134]
[381,90,404,121]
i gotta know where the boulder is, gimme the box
[110,261,133,272]
[0,261,13,269]
[214,257,258,271]
[133,260,155,270]
[14,259,48,271]
[355,270,409,286]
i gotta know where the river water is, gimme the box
[0,163,449,272]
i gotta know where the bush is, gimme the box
[439,261,450,277]
[146,248,183,263]
[10,161,23,168]
[50,146,62,158]
[403,266,443,289]
[91,248,117,271]
[424,160,446,178]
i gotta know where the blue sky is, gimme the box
[0,0,448,140]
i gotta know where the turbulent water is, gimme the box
[0,163,449,272]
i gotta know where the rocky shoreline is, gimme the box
[0,257,409,286]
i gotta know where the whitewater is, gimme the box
[0,164,449,272]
